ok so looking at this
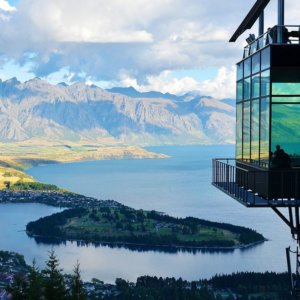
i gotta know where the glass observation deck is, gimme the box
[213,25,300,207]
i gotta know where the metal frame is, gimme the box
[230,0,271,42]
[212,158,300,207]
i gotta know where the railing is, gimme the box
[212,158,300,207]
[244,25,300,58]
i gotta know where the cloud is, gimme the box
[0,0,242,81]
[0,0,298,98]
[0,0,15,12]
[118,66,236,99]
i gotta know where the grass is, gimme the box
[0,141,168,190]
[61,207,240,246]
[0,142,168,171]
[0,166,35,189]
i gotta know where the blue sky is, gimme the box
[0,0,298,97]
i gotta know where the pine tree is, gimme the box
[9,272,28,300]
[43,250,67,300]
[27,259,43,300]
[69,261,86,300]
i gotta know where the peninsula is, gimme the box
[26,204,265,250]
[0,186,265,251]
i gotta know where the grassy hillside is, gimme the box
[0,167,35,189]
[0,142,167,170]
[27,206,265,249]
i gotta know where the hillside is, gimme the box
[0,78,235,145]
[26,204,265,251]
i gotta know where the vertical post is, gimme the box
[259,12,264,36]
[278,0,285,43]
[286,247,294,292]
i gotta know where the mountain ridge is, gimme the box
[0,78,235,145]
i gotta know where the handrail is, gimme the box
[212,158,300,207]
[243,25,300,58]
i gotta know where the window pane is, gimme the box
[272,96,300,103]
[237,80,243,101]
[272,104,300,167]
[260,98,270,167]
[236,103,243,160]
[252,52,260,74]
[244,58,251,77]
[237,62,243,80]
[243,101,251,160]
[272,83,300,95]
[252,74,260,98]
[251,100,260,162]
[261,70,270,96]
[244,78,251,100]
[261,47,270,70]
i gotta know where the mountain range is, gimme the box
[0,78,235,145]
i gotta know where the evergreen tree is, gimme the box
[43,250,67,300]
[27,259,44,300]
[9,272,28,300]
[69,261,86,300]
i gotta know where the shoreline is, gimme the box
[0,190,267,253]
[26,231,266,253]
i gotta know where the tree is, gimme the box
[69,261,86,300]
[8,273,28,300]
[27,259,44,300]
[43,250,67,300]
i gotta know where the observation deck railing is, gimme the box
[243,25,300,58]
[212,158,300,207]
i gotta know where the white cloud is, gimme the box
[0,0,298,94]
[118,66,236,99]
[0,0,15,12]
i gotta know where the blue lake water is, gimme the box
[0,145,294,282]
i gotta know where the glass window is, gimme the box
[251,100,260,162]
[272,83,300,95]
[237,62,243,80]
[261,70,270,96]
[243,101,251,160]
[261,47,270,70]
[244,78,251,100]
[258,35,266,49]
[250,41,257,55]
[260,98,270,167]
[236,103,243,160]
[272,104,300,167]
[252,52,260,74]
[244,57,251,77]
[237,80,243,101]
[252,74,260,98]
[272,97,300,103]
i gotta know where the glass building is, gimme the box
[237,43,300,170]
[213,26,300,204]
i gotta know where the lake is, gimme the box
[0,145,294,282]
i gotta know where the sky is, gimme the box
[0,0,299,98]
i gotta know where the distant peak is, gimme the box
[57,82,69,87]
[5,77,20,85]
[29,77,42,81]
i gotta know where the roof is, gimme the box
[229,0,271,42]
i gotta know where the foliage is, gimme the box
[69,261,86,300]
[43,250,67,300]
[26,206,265,250]
[11,181,61,192]
[27,259,44,300]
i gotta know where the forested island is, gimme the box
[26,202,265,251]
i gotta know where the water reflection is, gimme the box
[31,236,238,254]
